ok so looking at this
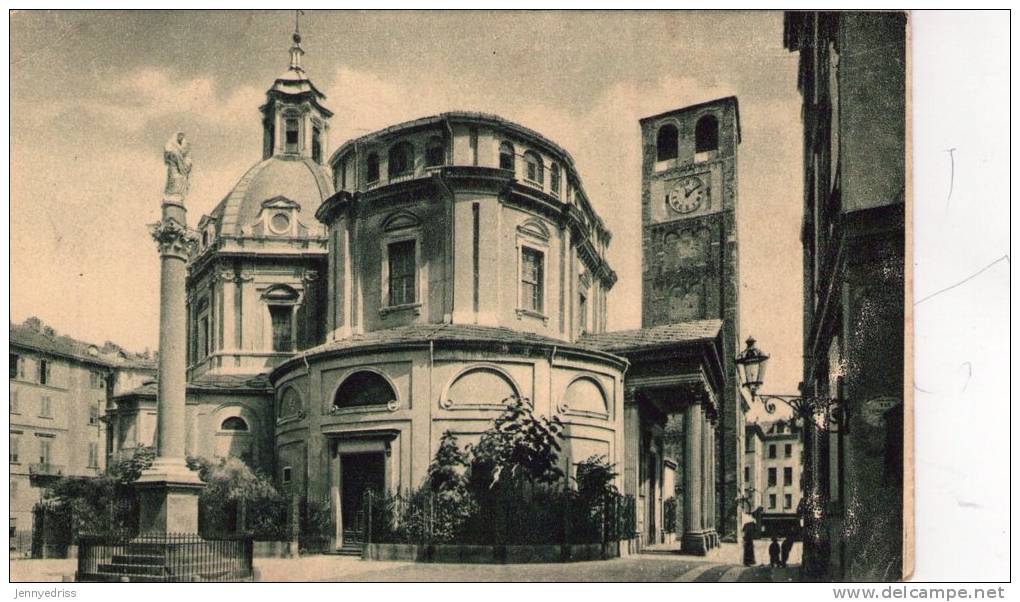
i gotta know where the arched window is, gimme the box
[563,377,608,415]
[388,142,414,178]
[656,124,679,161]
[499,141,515,172]
[523,151,544,186]
[366,152,380,183]
[550,163,561,197]
[334,371,397,409]
[695,115,719,153]
[444,367,519,408]
[425,137,446,167]
[220,416,249,431]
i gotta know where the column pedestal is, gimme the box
[136,458,204,535]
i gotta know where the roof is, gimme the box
[302,323,585,355]
[332,112,579,170]
[117,372,272,399]
[272,323,628,381]
[207,155,333,238]
[10,320,155,370]
[579,320,723,353]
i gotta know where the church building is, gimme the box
[108,28,740,555]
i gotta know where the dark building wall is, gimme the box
[786,10,906,580]
[639,97,743,537]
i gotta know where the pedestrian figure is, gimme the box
[768,536,781,567]
[780,536,795,567]
[742,521,756,566]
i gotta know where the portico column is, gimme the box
[682,401,706,555]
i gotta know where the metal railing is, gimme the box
[75,532,253,582]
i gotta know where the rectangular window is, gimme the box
[38,360,48,385]
[10,388,18,414]
[767,467,777,487]
[784,466,793,486]
[784,443,792,458]
[285,118,299,153]
[269,306,294,353]
[197,315,210,360]
[769,494,776,509]
[89,403,100,426]
[312,127,322,164]
[282,466,292,484]
[88,443,98,469]
[768,444,777,459]
[38,437,51,465]
[9,434,19,463]
[550,165,561,197]
[387,240,417,307]
[743,466,750,482]
[521,247,544,313]
[9,354,18,379]
[90,370,104,389]
[784,494,792,510]
[39,396,52,418]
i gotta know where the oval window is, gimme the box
[270,213,291,234]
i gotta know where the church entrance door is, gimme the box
[340,453,386,544]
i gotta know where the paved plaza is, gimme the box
[10,541,800,583]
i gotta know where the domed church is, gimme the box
[109,28,737,555]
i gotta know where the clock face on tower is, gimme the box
[667,175,708,215]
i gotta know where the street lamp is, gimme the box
[734,335,843,578]
[734,336,842,424]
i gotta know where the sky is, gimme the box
[10,10,803,413]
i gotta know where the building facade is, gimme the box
[638,97,745,540]
[9,318,155,546]
[784,11,907,580]
[106,30,731,555]
[744,420,802,517]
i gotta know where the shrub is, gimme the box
[466,396,565,492]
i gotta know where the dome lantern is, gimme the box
[259,11,332,164]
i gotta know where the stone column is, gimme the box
[137,197,204,535]
[681,401,707,555]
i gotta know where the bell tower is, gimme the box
[638,96,743,539]
[259,19,332,164]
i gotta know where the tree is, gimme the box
[107,445,156,484]
[467,396,565,490]
[426,431,470,494]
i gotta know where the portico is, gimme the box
[580,320,725,555]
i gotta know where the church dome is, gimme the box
[209,155,333,238]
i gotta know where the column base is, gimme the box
[135,458,204,535]
[681,529,719,556]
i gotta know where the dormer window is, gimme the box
[270,212,291,234]
[285,118,300,154]
[259,196,300,237]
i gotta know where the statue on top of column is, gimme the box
[163,131,192,203]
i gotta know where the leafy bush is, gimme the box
[467,396,565,491]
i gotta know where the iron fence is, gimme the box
[75,532,253,582]
[364,488,637,547]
